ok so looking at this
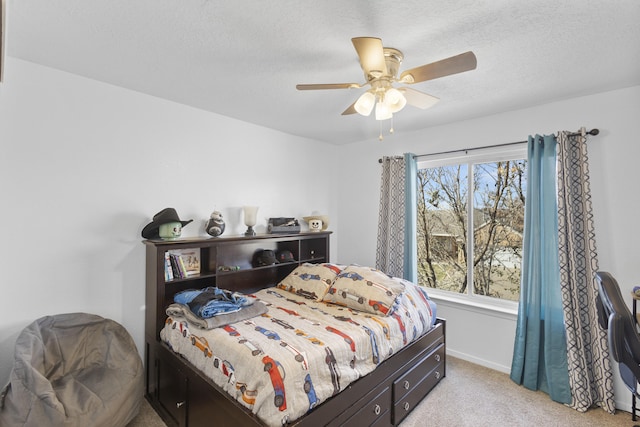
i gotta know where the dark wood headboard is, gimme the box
[144,232,331,341]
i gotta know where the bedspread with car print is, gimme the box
[160,282,436,427]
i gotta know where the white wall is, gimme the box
[0,58,339,384]
[335,84,640,411]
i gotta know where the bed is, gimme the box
[144,233,446,427]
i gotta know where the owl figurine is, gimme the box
[205,210,226,237]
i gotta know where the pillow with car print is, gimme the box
[322,265,405,316]
[276,263,342,301]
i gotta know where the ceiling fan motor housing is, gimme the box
[383,47,403,80]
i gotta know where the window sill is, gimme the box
[427,290,518,320]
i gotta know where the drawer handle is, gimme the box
[435,354,441,362]
[403,380,410,390]
[176,401,185,409]
[435,371,441,379]
[403,402,410,411]
[374,404,381,415]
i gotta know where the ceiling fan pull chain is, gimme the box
[379,120,384,141]
[389,116,395,134]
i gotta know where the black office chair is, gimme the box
[596,271,640,425]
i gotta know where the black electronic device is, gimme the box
[268,217,300,234]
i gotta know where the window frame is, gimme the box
[416,143,527,313]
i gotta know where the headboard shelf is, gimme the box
[144,231,331,341]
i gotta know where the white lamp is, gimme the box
[384,88,407,113]
[375,99,392,121]
[243,206,259,236]
[354,91,375,116]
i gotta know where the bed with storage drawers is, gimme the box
[144,232,445,426]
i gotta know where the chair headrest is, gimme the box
[596,271,634,326]
[596,271,640,366]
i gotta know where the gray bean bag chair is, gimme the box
[0,313,143,427]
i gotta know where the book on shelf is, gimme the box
[164,252,174,281]
[165,248,201,280]
[168,254,181,279]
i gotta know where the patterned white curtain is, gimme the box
[376,154,416,280]
[557,128,615,413]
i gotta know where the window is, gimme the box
[416,146,527,308]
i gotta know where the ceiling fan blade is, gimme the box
[399,87,440,109]
[341,101,358,115]
[296,83,361,90]
[399,51,477,84]
[352,37,387,81]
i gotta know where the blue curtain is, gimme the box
[510,134,571,404]
[403,153,417,283]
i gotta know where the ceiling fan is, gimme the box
[296,37,477,126]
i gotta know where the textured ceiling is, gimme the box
[5,0,640,144]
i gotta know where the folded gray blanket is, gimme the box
[166,301,268,330]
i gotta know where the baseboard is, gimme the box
[615,396,632,415]
[446,349,511,374]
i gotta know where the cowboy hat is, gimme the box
[302,215,329,231]
[142,208,193,239]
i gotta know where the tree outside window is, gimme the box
[416,151,527,303]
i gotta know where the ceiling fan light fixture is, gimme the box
[375,100,392,121]
[296,37,477,137]
[384,88,406,113]
[354,91,376,116]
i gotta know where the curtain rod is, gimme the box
[377,128,599,163]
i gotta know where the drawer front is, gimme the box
[370,408,392,427]
[393,343,444,403]
[330,385,391,427]
[347,386,391,427]
[156,350,187,427]
[392,356,444,425]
